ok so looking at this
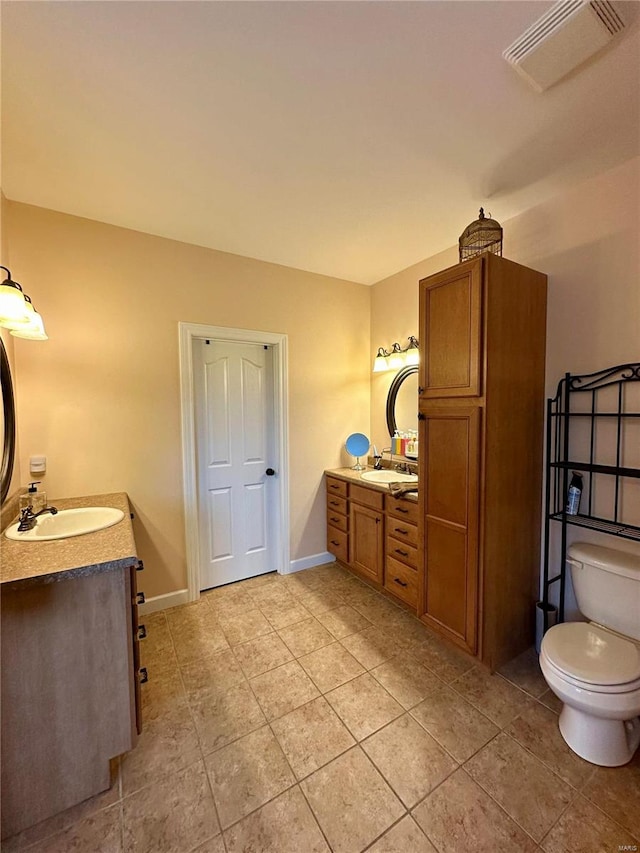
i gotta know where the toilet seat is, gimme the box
[541,622,640,692]
[541,650,640,695]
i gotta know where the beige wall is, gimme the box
[6,202,371,597]
[370,156,640,611]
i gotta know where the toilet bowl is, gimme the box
[540,622,640,766]
[539,543,640,767]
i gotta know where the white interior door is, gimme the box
[194,338,276,590]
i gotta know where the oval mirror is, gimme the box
[345,432,370,472]
[1,337,16,503]
[386,366,418,438]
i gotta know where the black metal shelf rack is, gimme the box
[542,363,640,625]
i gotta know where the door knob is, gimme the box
[266,468,276,476]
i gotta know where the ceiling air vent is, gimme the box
[503,0,627,92]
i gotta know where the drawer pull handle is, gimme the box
[139,667,149,684]
[395,507,409,514]
[331,540,340,547]
[329,500,339,506]
[394,578,408,588]
[394,527,408,535]
[136,559,144,572]
[138,624,147,640]
[330,517,340,523]
[330,484,339,490]
[136,592,146,605]
[394,548,409,557]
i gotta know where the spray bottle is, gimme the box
[566,471,583,516]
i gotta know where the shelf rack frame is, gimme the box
[542,363,640,627]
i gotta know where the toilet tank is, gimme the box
[567,543,640,641]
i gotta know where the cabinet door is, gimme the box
[349,502,383,583]
[419,257,483,398]
[420,406,480,653]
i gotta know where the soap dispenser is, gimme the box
[20,482,46,513]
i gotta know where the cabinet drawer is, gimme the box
[350,483,384,511]
[386,496,419,525]
[327,508,348,532]
[385,518,418,548]
[327,525,348,563]
[386,535,418,570]
[326,476,348,498]
[384,556,418,608]
[326,494,347,516]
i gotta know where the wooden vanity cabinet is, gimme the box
[1,563,144,838]
[325,475,419,606]
[418,253,547,669]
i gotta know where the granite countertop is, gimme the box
[325,467,419,502]
[1,492,138,587]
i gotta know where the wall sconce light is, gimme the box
[0,266,48,340]
[373,336,419,372]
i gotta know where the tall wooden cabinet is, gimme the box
[418,253,547,670]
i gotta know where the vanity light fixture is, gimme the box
[404,336,420,366]
[0,266,30,325]
[372,336,419,372]
[0,266,48,340]
[9,296,48,340]
[373,348,390,373]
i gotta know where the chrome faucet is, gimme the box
[17,505,58,532]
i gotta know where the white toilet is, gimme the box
[540,542,640,767]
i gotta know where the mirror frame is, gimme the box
[386,365,418,438]
[1,337,16,503]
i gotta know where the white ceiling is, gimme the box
[2,1,639,284]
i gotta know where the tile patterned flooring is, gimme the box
[6,564,639,852]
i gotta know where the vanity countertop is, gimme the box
[325,467,419,502]
[0,492,137,587]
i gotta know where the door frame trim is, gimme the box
[178,322,290,603]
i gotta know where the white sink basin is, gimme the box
[360,470,418,484]
[5,507,125,541]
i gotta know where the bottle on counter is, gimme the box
[20,481,47,513]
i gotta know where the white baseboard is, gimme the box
[286,551,335,575]
[139,588,190,615]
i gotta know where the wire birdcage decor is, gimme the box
[458,208,503,262]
